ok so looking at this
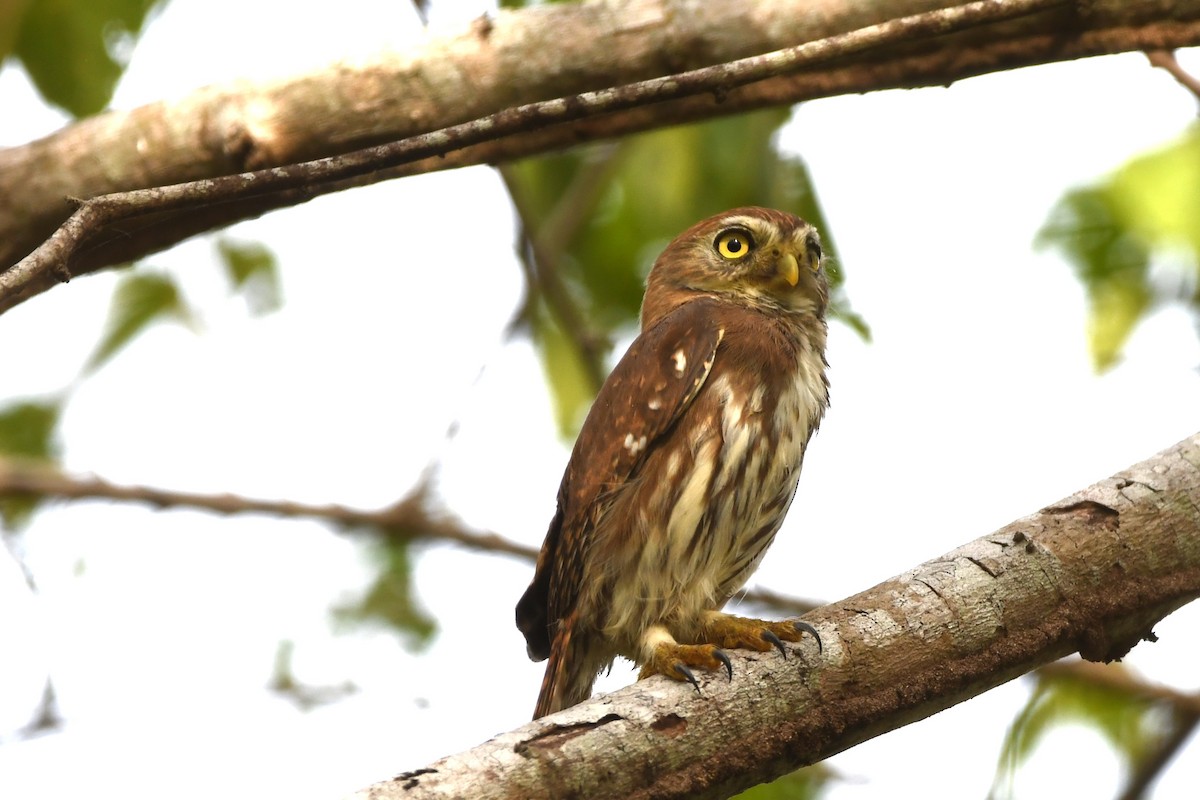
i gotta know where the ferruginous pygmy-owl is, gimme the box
[516,207,828,719]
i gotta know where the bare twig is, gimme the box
[1,0,1065,315]
[731,584,820,616]
[500,156,619,394]
[0,679,64,743]
[1146,49,1200,104]
[1036,661,1200,716]
[0,458,817,613]
[0,458,537,559]
[1119,710,1198,800]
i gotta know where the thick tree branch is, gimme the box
[346,432,1200,800]
[0,0,1065,315]
[5,0,1200,312]
[0,457,812,614]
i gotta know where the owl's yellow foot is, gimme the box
[637,625,733,691]
[637,615,822,693]
[702,611,823,657]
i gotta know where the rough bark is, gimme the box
[347,432,1200,800]
[2,0,1200,309]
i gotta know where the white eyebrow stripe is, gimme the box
[718,215,766,232]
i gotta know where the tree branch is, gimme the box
[0,457,536,559]
[7,0,1199,313]
[0,457,813,614]
[500,159,614,394]
[1036,660,1200,717]
[346,432,1200,800]
[1146,49,1200,104]
[2,0,1063,315]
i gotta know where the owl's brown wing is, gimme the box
[516,299,725,661]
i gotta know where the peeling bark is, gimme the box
[348,433,1200,800]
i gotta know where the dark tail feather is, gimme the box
[533,616,596,719]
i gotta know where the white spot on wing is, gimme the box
[672,349,687,375]
[648,397,662,411]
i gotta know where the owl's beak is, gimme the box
[780,252,800,287]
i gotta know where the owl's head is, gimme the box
[641,207,827,328]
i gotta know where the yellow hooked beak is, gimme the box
[778,241,820,286]
[780,252,800,287]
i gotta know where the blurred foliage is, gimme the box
[0,398,63,528]
[506,107,865,435]
[991,664,1167,798]
[269,639,359,711]
[217,237,283,315]
[5,0,166,117]
[0,399,61,462]
[732,765,831,800]
[83,270,194,374]
[0,246,280,531]
[333,537,437,651]
[1039,123,1200,371]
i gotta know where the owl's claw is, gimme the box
[639,636,732,689]
[793,620,822,654]
[713,648,733,680]
[674,663,700,691]
[638,615,820,697]
[761,629,787,657]
[701,611,822,660]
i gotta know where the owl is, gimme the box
[516,207,828,718]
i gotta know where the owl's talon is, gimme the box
[761,629,787,657]
[794,621,822,654]
[674,663,700,691]
[639,634,733,690]
[714,648,733,680]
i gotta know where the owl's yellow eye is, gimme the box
[714,228,754,260]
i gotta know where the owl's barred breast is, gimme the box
[517,207,830,717]
[585,312,828,659]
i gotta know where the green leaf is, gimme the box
[0,397,64,528]
[1038,185,1151,371]
[216,237,283,315]
[1038,124,1200,370]
[84,270,193,375]
[13,0,164,117]
[531,306,598,437]
[0,0,33,64]
[333,538,436,651]
[1110,124,1200,255]
[992,665,1163,797]
[0,399,62,461]
[732,765,831,800]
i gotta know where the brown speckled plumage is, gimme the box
[516,208,829,718]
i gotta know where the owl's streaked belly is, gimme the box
[595,349,826,656]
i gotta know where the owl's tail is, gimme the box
[533,613,597,719]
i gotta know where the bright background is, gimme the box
[1,2,1199,798]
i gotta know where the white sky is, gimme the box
[2,2,1199,799]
